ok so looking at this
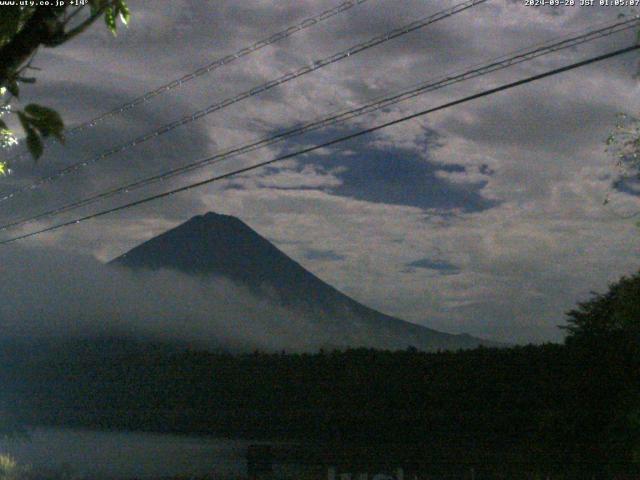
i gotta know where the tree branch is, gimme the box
[0,7,60,87]
[0,3,116,86]
[45,6,108,47]
[63,5,85,26]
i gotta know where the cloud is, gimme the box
[404,258,461,275]
[0,0,639,347]
[303,248,345,261]
[0,245,371,352]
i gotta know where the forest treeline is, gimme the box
[1,271,639,478]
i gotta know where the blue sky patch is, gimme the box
[253,127,499,213]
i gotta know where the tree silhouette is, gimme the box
[562,269,640,344]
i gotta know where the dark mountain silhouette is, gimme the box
[110,212,494,351]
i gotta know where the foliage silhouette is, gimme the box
[0,1,129,163]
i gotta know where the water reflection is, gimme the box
[0,427,248,479]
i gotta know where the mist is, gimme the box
[0,245,335,352]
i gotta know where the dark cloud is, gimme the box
[0,245,375,351]
[613,175,640,197]
[0,0,638,345]
[245,128,498,212]
[404,258,461,275]
[326,146,496,212]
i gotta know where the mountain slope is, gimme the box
[110,212,492,351]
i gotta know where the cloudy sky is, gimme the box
[1,0,639,344]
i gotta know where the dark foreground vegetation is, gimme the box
[1,271,639,479]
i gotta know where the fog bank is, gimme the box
[0,245,334,352]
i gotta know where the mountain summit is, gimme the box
[111,212,491,351]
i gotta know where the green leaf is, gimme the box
[24,104,65,141]
[117,0,130,25]
[0,7,21,46]
[6,79,19,98]
[17,107,64,159]
[18,112,43,160]
[16,111,29,131]
[24,104,61,122]
[0,120,6,130]
[26,129,43,160]
[105,6,117,35]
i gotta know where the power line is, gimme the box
[0,0,488,204]
[0,17,635,234]
[3,0,372,163]
[2,44,636,245]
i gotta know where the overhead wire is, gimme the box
[1,44,637,244]
[3,0,373,163]
[0,0,488,203]
[0,16,636,234]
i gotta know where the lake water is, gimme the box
[0,427,250,479]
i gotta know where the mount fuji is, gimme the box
[110,212,492,351]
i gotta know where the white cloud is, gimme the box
[1,0,639,345]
